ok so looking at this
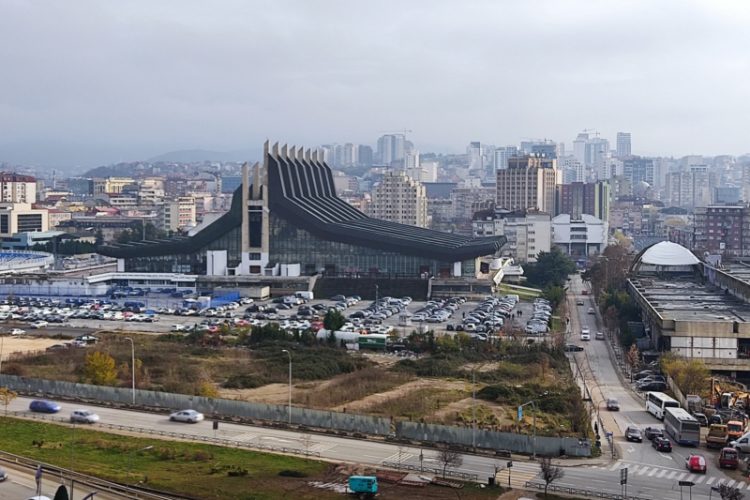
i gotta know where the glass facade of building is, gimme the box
[269,214,476,277]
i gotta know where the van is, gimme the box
[730,431,750,453]
[719,447,739,469]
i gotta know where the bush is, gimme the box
[278,469,307,477]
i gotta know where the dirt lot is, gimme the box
[0,335,62,360]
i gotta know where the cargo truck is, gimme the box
[706,424,729,449]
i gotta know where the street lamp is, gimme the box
[124,337,135,405]
[128,445,154,482]
[281,349,292,424]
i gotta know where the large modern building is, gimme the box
[496,155,557,213]
[555,181,610,221]
[99,143,506,278]
[367,170,428,228]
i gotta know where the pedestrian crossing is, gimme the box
[588,461,750,489]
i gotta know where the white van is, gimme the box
[731,431,750,453]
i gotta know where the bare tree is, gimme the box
[0,387,17,416]
[437,448,463,478]
[539,456,564,497]
[719,483,744,500]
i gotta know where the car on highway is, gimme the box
[595,331,605,340]
[644,426,664,440]
[70,409,100,424]
[0,466,7,481]
[576,299,584,306]
[10,328,26,336]
[564,343,584,352]
[587,307,595,314]
[606,398,620,411]
[686,454,707,473]
[29,400,61,413]
[169,409,204,423]
[625,426,643,442]
[652,436,672,452]
[580,328,591,341]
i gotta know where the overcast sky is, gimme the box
[2,0,749,168]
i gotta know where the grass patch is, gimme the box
[359,387,467,420]
[0,417,335,500]
[295,367,414,408]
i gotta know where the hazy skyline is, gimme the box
[2,0,750,168]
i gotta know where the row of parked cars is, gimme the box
[349,296,407,322]
[411,296,463,324]
[525,298,552,335]
[632,368,668,392]
[455,296,516,338]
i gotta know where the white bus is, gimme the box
[664,407,701,446]
[646,391,680,420]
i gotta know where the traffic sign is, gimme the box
[679,481,695,487]
[620,467,628,485]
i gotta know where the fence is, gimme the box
[0,374,590,457]
[381,461,478,481]
[525,481,652,500]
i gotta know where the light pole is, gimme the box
[519,400,539,459]
[124,337,135,405]
[281,349,292,424]
[0,334,4,375]
[472,367,477,450]
[128,445,154,482]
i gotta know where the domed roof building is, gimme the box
[630,241,700,275]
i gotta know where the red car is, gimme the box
[686,454,707,473]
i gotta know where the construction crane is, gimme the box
[379,129,413,137]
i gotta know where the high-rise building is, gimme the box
[368,170,428,228]
[343,143,358,168]
[693,205,750,257]
[623,156,655,187]
[377,134,406,166]
[468,142,483,170]
[555,181,610,221]
[496,156,557,213]
[494,146,518,170]
[357,145,373,167]
[0,173,37,203]
[666,165,712,208]
[616,132,631,158]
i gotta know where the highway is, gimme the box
[0,460,115,500]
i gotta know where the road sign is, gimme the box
[679,481,695,487]
[517,405,523,421]
[620,467,628,485]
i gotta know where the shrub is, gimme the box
[278,469,307,477]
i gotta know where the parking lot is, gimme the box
[0,292,552,343]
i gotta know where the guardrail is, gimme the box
[12,411,322,459]
[381,461,478,481]
[0,449,183,500]
[524,480,651,500]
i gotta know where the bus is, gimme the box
[664,407,701,446]
[646,391,680,420]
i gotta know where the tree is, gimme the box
[539,456,564,497]
[524,247,576,289]
[542,285,566,308]
[719,483,744,500]
[323,309,345,332]
[83,351,118,385]
[437,447,463,478]
[626,344,640,379]
[0,387,17,415]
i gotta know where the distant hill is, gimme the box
[147,148,262,163]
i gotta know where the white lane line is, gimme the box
[637,467,650,476]
[667,471,678,479]
[694,476,705,484]
[648,468,658,477]
[706,477,716,485]
[676,472,687,481]
[657,469,668,478]
[608,461,622,471]
[727,480,736,487]
[736,481,745,489]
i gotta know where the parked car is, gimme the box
[576,300,584,306]
[10,328,26,336]
[70,409,100,424]
[625,426,643,442]
[652,437,672,452]
[686,454,707,473]
[606,398,620,411]
[29,400,61,413]
[719,447,739,469]
[30,320,48,329]
[644,426,664,440]
[564,343,584,352]
[169,409,204,423]
[636,380,667,392]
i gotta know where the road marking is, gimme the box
[657,469,668,478]
[629,464,640,473]
[608,460,622,471]
[727,480,736,487]
[666,471,678,479]
[686,474,697,482]
[706,477,716,485]
[659,452,673,460]
[648,468,658,477]
[637,467,650,476]
[736,481,745,489]
[694,476,705,484]
[676,472,687,481]
[627,446,635,453]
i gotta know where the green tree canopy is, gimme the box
[323,309,346,331]
[83,351,118,385]
[523,247,576,288]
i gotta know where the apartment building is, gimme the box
[473,210,551,263]
[496,155,557,213]
[367,170,428,228]
[0,173,37,203]
[159,197,197,232]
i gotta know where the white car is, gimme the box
[169,409,204,423]
[31,321,48,329]
[581,328,591,341]
[70,409,100,424]
[10,328,26,336]
[171,324,187,332]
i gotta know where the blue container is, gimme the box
[348,476,378,494]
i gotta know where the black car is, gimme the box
[644,426,664,440]
[564,344,584,352]
[625,426,643,442]
[637,381,667,392]
[652,437,672,452]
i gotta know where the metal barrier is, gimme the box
[0,449,181,500]
[12,412,322,459]
[381,461,478,481]
[524,481,652,500]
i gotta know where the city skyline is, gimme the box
[2,0,750,168]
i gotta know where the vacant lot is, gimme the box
[3,328,587,436]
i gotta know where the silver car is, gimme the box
[70,409,100,424]
[169,409,204,423]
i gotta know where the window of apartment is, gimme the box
[0,214,7,234]
[17,214,43,233]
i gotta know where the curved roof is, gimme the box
[637,241,699,266]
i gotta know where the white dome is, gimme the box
[638,241,699,267]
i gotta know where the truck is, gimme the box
[706,424,729,449]
[727,420,746,442]
[348,476,377,497]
